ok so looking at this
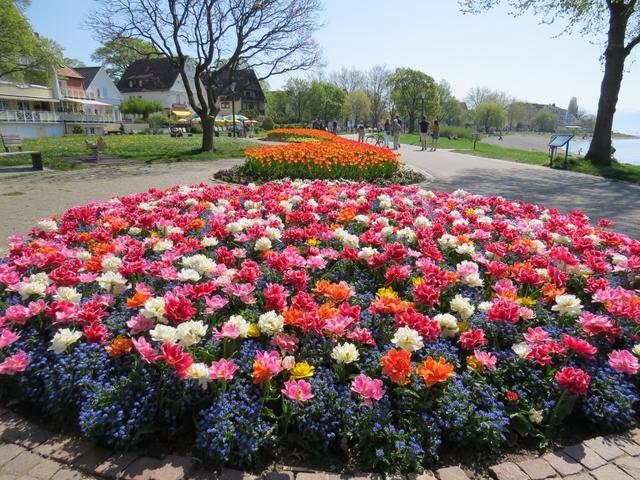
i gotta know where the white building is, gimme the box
[117,58,204,119]
[0,65,118,138]
[74,66,122,122]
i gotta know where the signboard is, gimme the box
[548,134,574,148]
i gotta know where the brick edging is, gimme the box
[1,407,639,479]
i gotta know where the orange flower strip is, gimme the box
[243,129,400,181]
[416,356,456,387]
[380,348,413,385]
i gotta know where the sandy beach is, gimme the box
[482,133,558,152]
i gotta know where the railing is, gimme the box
[60,88,95,100]
[0,110,113,124]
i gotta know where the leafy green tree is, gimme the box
[388,68,439,132]
[285,78,312,123]
[0,0,62,83]
[64,57,87,68]
[508,102,536,130]
[460,0,640,165]
[474,101,507,132]
[438,80,466,126]
[344,90,372,125]
[265,91,290,123]
[119,97,164,120]
[307,81,346,125]
[568,97,579,118]
[91,36,160,80]
[532,109,559,132]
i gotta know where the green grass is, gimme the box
[1,134,257,170]
[400,133,640,185]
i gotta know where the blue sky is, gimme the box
[26,0,640,128]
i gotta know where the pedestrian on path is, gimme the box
[392,118,401,150]
[419,116,430,151]
[383,119,391,148]
[357,124,365,142]
[430,120,440,151]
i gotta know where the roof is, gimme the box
[74,67,101,86]
[203,67,265,100]
[58,65,85,79]
[117,58,180,92]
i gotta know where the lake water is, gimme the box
[570,138,640,165]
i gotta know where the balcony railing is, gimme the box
[0,109,114,124]
[60,88,96,100]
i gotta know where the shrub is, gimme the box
[439,125,475,140]
[261,116,274,130]
[71,125,84,134]
[191,124,203,134]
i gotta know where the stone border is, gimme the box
[1,406,639,480]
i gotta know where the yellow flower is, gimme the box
[306,239,320,246]
[150,231,159,237]
[466,208,475,215]
[247,324,261,337]
[518,297,536,307]
[290,362,315,380]
[457,320,469,333]
[411,277,424,286]
[377,287,398,299]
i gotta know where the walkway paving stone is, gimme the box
[516,458,557,479]
[93,452,139,480]
[121,455,197,480]
[34,438,93,465]
[606,434,640,457]
[71,448,113,475]
[614,456,640,479]
[0,443,25,465]
[542,452,583,477]
[27,458,62,480]
[590,463,634,480]
[0,451,44,476]
[563,444,608,470]
[488,462,528,480]
[583,437,625,461]
[435,466,470,480]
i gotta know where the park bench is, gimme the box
[0,133,43,170]
[85,137,108,161]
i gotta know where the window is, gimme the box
[129,80,133,88]
[0,100,9,111]
[221,101,230,109]
[138,80,143,87]
[97,88,101,98]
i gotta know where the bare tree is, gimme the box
[330,66,366,93]
[365,65,390,127]
[87,0,322,152]
[465,86,511,109]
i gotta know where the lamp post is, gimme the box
[230,81,237,137]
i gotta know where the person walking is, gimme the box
[418,116,430,151]
[430,120,440,151]
[357,124,365,142]
[383,119,391,148]
[392,118,401,150]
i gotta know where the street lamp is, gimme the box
[230,81,237,137]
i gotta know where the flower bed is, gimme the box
[1,181,639,473]
[243,140,400,181]
[263,128,338,143]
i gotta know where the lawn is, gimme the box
[400,133,640,185]
[1,134,257,170]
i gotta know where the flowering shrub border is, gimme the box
[1,181,639,473]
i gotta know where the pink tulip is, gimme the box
[282,379,313,403]
[255,350,282,375]
[608,350,639,375]
[131,337,161,363]
[0,329,20,349]
[212,323,240,340]
[0,350,29,375]
[209,358,239,381]
[351,374,385,405]
[473,350,497,370]
[281,355,296,370]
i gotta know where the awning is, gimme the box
[0,94,59,102]
[171,109,192,117]
[63,98,113,106]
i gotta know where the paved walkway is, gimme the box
[395,143,640,240]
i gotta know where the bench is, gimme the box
[0,133,43,170]
[85,137,108,161]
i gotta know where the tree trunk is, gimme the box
[201,116,215,152]
[585,4,628,166]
